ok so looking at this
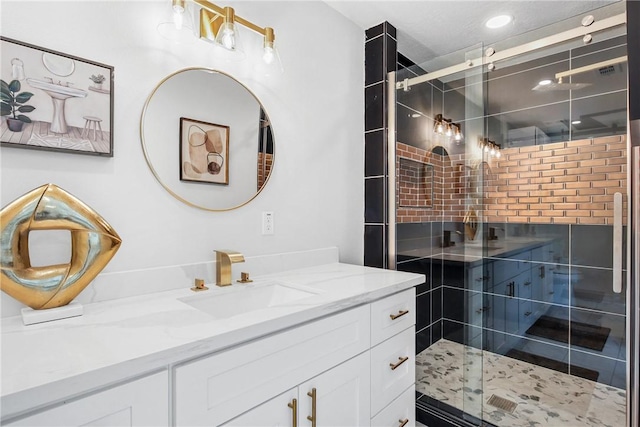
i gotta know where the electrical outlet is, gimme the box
[262,211,274,235]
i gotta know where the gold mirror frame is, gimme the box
[140,68,275,212]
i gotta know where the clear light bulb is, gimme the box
[484,145,489,153]
[173,7,184,30]
[221,28,235,50]
[496,150,501,158]
[263,46,275,64]
[490,147,496,156]
[454,131,462,141]
[445,125,452,137]
[436,123,444,134]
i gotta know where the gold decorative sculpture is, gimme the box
[0,184,121,309]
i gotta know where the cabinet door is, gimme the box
[222,388,298,427]
[299,351,371,427]
[487,280,519,353]
[6,371,168,427]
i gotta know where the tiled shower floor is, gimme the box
[416,339,626,427]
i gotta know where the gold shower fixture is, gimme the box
[167,0,282,70]
[433,114,463,142]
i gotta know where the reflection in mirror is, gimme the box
[431,145,449,157]
[399,158,433,209]
[258,109,273,190]
[141,68,275,211]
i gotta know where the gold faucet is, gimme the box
[215,250,245,286]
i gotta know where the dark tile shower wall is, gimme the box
[364,22,396,269]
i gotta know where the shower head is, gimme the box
[532,78,591,92]
[533,55,627,92]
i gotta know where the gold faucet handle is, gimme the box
[237,272,253,283]
[191,278,209,292]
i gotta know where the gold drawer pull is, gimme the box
[390,309,409,320]
[287,398,297,427]
[398,419,409,427]
[306,388,317,427]
[390,356,409,370]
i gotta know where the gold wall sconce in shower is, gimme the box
[160,0,282,73]
[433,114,463,142]
[479,137,501,158]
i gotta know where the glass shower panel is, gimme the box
[396,3,628,426]
[481,28,628,426]
[395,42,488,425]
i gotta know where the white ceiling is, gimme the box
[325,0,621,64]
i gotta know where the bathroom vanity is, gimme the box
[0,262,423,426]
[425,237,558,353]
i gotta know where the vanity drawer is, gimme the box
[371,326,416,417]
[174,304,370,426]
[371,385,415,427]
[371,288,416,346]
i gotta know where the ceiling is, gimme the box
[325,1,621,65]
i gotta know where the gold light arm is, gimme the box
[191,0,271,37]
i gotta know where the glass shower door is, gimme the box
[397,3,630,426]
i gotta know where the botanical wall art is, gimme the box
[180,117,229,185]
[0,37,114,156]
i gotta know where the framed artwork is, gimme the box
[180,117,229,185]
[1,36,114,156]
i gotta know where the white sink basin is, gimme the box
[179,282,319,319]
[27,78,88,100]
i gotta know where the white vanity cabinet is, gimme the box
[5,371,169,427]
[175,289,416,427]
[174,304,371,426]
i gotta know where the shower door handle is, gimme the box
[613,192,623,294]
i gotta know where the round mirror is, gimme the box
[141,68,274,211]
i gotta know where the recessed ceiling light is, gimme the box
[486,15,512,29]
[572,120,581,125]
[538,79,552,86]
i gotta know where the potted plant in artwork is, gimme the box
[1,79,36,132]
[89,74,106,90]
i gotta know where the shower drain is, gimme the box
[487,394,518,413]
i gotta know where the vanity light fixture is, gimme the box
[172,0,186,30]
[479,137,501,158]
[157,0,196,44]
[161,0,283,72]
[434,114,464,142]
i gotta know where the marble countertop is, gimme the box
[0,262,424,420]
[399,237,554,264]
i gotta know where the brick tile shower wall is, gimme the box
[484,135,627,224]
[397,135,627,224]
[257,152,273,190]
[396,142,466,223]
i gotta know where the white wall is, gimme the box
[0,1,364,311]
